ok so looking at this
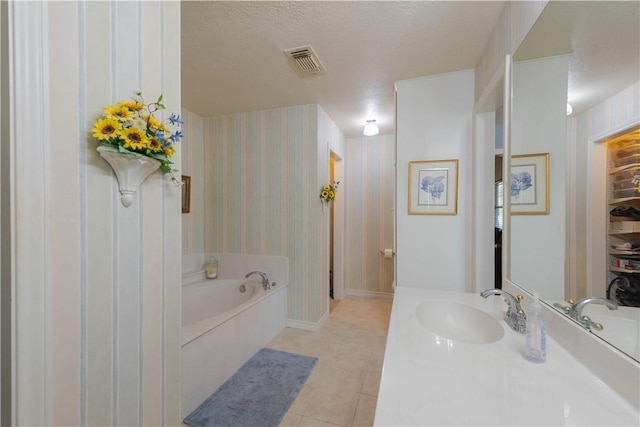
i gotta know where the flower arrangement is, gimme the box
[91,91,183,182]
[320,181,340,203]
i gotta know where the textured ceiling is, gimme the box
[181,1,640,138]
[514,1,640,117]
[181,1,506,138]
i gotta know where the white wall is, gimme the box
[510,56,569,302]
[471,0,548,294]
[396,70,474,291]
[8,2,182,425]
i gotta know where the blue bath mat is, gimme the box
[184,348,317,427]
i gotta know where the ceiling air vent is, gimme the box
[284,45,326,77]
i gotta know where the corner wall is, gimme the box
[9,2,182,425]
[203,104,344,325]
[0,1,10,424]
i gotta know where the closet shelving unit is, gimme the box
[607,129,640,281]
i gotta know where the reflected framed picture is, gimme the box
[408,159,458,215]
[510,153,549,215]
[182,175,191,214]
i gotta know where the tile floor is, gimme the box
[269,296,393,427]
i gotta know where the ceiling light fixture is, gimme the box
[363,120,379,136]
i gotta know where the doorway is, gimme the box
[495,154,503,289]
[329,150,344,309]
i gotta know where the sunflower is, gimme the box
[104,105,135,122]
[148,136,164,152]
[163,145,175,159]
[328,191,335,200]
[117,99,143,111]
[143,114,167,132]
[92,118,122,141]
[119,127,149,151]
[321,190,329,199]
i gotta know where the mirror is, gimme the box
[509,1,640,361]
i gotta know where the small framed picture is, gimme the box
[408,159,458,215]
[182,175,191,214]
[510,153,549,215]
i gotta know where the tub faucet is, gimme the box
[480,289,527,334]
[569,297,618,331]
[245,271,270,290]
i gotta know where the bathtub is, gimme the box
[181,276,287,418]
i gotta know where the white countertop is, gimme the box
[374,287,640,426]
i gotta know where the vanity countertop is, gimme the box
[374,287,639,426]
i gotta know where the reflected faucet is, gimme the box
[569,297,618,331]
[480,289,527,334]
[245,271,271,290]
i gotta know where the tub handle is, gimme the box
[271,282,277,287]
[239,284,247,293]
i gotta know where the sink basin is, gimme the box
[416,301,504,344]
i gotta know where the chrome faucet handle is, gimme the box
[245,271,271,289]
[567,297,617,330]
[553,302,571,315]
[580,315,604,332]
[480,289,527,334]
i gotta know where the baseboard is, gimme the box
[286,310,328,331]
[344,289,394,299]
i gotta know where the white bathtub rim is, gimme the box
[182,281,287,346]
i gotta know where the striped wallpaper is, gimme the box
[181,106,396,319]
[199,104,344,325]
[181,109,205,255]
[345,135,395,295]
[474,0,547,102]
[9,1,181,425]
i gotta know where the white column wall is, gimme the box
[510,56,569,302]
[396,70,474,291]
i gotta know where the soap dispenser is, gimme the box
[525,292,546,363]
[205,256,218,279]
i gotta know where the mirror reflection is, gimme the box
[508,1,640,361]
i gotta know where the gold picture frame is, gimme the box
[182,175,191,214]
[408,159,458,215]
[510,153,549,215]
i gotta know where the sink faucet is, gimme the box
[569,297,618,331]
[245,271,271,290]
[480,289,527,334]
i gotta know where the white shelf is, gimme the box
[608,197,640,209]
[609,230,640,236]
[607,134,640,286]
[610,249,640,256]
[609,162,640,175]
[610,266,640,274]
